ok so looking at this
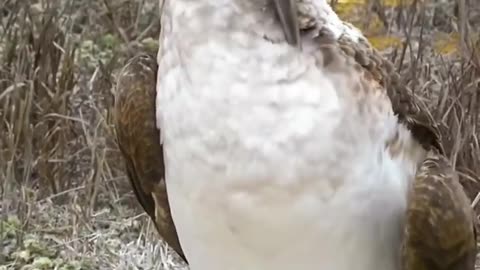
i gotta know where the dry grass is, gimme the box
[0,0,184,269]
[0,0,479,269]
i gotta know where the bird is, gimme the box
[113,0,477,269]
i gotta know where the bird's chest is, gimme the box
[156,43,351,193]
[156,39,406,270]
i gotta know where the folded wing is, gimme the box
[402,152,477,270]
[114,54,186,261]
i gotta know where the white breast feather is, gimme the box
[155,1,424,270]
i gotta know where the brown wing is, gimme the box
[114,53,186,261]
[401,151,477,270]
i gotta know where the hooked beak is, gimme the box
[273,0,301,49]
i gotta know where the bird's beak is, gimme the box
[273,0,301,49]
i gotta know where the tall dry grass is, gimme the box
[0,0,479,269]
[0,1,182,269]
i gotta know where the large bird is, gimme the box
[114,0,477,269]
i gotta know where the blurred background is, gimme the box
[0,0,479,269]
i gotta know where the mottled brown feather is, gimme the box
[401,151,477,270]
[114,54,186,261]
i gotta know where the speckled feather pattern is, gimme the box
[113,0,476,270]
[402,151,476,270]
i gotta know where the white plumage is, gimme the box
[155,0,426,269]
